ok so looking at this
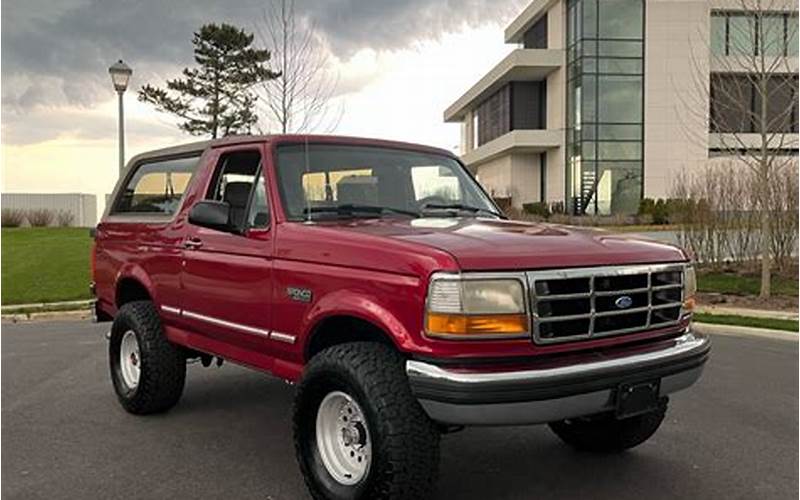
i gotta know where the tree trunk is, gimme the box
[758,171,771,299]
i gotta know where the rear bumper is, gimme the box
[406,330,710,426]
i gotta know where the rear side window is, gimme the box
[112,155,200,215]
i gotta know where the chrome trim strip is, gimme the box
[406,331,708,386]
[270,331,297,344]
[161,305,181,315]
[182,309,271,338]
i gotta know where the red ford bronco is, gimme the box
[92,134,709,499]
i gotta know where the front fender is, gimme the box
[301,288,418,353]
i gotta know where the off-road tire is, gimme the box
[549,398,668,452]
[293,342,440,500]
[109,300,186,414]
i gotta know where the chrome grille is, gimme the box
[527,264,687,344]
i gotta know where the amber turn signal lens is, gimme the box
[683,296,696,311]
[425,313,528,338]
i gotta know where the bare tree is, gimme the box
[256,0,342,133]
[684,0,798,298]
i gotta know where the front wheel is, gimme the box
[293,342,440,500]
[548,398,668,453]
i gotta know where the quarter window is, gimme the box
[112,155,199,215]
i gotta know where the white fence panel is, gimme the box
[1,193,98,227]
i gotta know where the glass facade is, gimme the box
[566,0,644,215]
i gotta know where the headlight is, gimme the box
[425,276,528,339]
[683,265,697,313]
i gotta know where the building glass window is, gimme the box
[788,15,799,56]
[566,0,644,215]
[761,15,785,56]
[711,11,798,56]
[710,15,727,55]
[710,74,799,133]
[598,0,643,39]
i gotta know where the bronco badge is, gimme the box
[287,287,313,303]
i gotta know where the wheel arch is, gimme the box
[304,314,400,361]
[114,267,156,309]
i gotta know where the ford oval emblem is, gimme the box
[615,296,633,309]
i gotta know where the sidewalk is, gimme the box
[695,305,798,321]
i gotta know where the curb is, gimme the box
[2,309,92,323]
[694,322,798,341]
[695,305,798,321]
[1,299,92,312]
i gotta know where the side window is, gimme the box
[112,156,199,215]
[206,150,269,230]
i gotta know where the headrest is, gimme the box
[337,176,378,205]
[224,182,251,208]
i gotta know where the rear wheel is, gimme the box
[109,300,186,414]
[548,398,668,452]
[293,342,440,500]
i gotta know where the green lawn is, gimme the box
[694,312,798,332]
[697,269,798,297]
[2,228,93,305]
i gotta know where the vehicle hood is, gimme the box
[330,217,687,271]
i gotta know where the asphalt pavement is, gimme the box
[2,320,797,499]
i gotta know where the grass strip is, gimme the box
[694,312,798,332]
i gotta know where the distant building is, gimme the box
[445,0,799,214]
[2,193,97,227]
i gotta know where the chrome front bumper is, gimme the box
[406,331,710,426]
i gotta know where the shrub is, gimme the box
[638,198,675,225]
[56,210,75,227]
[26,209,55,227]
[638,198,656,217]
[522,202,551,218]
[2,209,27,227]
[492,196,513,214]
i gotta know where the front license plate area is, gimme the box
[616,380,660,418]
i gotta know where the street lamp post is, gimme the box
[108,60,133,175]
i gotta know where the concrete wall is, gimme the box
[2,193,97,227]
[475,153,541,207]
[643,0,712,199]
[544,148,565,204]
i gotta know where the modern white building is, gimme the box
[445,0,798,214]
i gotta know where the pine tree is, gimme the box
[139,23,280,138]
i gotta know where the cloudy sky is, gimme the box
[1,0,525,211]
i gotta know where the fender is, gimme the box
[301,287,419,354]
[114,263,158,312]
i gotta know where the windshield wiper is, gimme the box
[420,203,505,219]
[302,204,420,219]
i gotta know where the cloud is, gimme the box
[2,0,522,110]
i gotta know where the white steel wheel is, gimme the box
[119,330,141,390]
[315,391,372,485]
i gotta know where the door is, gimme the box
[179,145,275,359]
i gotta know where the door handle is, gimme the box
[183,237,203,249]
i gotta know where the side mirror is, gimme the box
[188,201,232,232]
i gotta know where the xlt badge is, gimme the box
[287,287,313,303]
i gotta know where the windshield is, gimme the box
[275,144,500,221]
